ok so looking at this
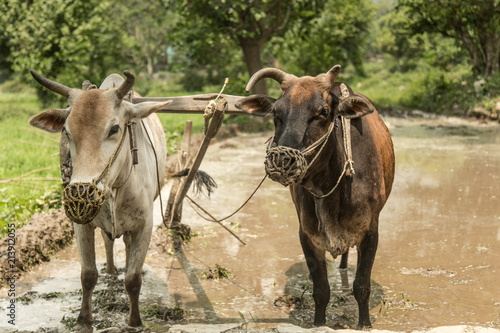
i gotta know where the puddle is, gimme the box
[1,116,499,331]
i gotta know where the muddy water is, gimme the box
[374,117,500,329]
[1,116,499,332]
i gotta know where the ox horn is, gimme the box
[30,70,72,98]
[115,70,135,100]
[327,64,341,83]
[245,68,297,93]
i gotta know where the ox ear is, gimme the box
[129,100,172,119]
[235,95,275,117]
[337,95,374,119]
[29,109,69,133]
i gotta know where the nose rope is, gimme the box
[265,116,354,198]
[94,121,132,186]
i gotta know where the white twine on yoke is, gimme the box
[204,77,229,119]
[203,78,229,135]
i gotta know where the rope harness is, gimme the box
[264,116,354,198]
[63,121,138,224]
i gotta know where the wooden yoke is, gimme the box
[133,94,245,114]
[168,98,228,225]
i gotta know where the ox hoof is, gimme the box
[73,324,93,333]
[357,324,372,330]
[128,318,143,328]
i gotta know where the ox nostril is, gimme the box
[265,146,308,186]
[72,184,88,197]
[280,154,295,168]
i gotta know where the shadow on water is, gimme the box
[281,261,383,329]
[171,238,384,329]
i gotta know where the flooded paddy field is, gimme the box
[1,116,499,332]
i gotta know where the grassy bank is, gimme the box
[342,58,500,116]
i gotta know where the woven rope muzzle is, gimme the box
[265,121,336,187]
[265,146,308,186]
[63,182,105,224]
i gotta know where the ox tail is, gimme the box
[167,169,217,197]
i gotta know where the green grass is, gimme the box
[343,60,426,110]
[0,90,63,233]
[342,58,483,115]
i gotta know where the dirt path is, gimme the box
[1,116,499,333]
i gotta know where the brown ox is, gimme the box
[236,65,395,328]
[29,71,171,331]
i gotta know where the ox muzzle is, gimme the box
[265,145,308,186]
[63,182,105,224]
[264,121,336,187]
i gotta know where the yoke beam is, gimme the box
[132,94,247,115]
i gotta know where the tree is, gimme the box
[0,0,126,102]
[397,0,500,76]
[171,0,325,94]
[272,0,374,77]
[113,0,176,75]
[376,6,425,72]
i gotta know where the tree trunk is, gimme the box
[484,35,500,76]
[146,54,154,75]
[457,22,500,77]
[239,37,268,95]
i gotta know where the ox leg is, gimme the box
[339,251,349,269]
[74,224,98,332]
[353,230,378,329]
[124,233,131,273]
[123,226,152,327]
[300,230,330,327]
[101,229,115,275]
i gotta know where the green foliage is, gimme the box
[0,85,41,121]
[170,0,326,93]
[0,0,128,104]
[372,2,469,73]
[112,0,177,75]
[375,6,423,71]
[272,0,375,76]
[397,0,500,76]
[0,88,63,234]
[0,185,63,234]
[401,69,476,114]
[345,58,488,115]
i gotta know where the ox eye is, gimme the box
[108,125,120,137]
[319,107,329,118]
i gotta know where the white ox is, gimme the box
[29,70,171,331]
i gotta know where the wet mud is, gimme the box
[0,209,73,287]
[1,116,499,332]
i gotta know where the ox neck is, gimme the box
[302,116,354,198]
